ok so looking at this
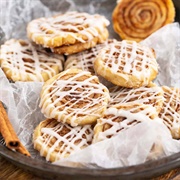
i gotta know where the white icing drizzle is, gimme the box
[159,86,180,138]
[94,104,159,142]
[34,120,94,161]
[0,39,64,81]
[65,39,117,74]
[28,11,110,46]
[109,85,164,108]
[40,70,110,126]
[98,40,158,82]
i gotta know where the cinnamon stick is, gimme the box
[0,101,31,157]
[17,142,31,157]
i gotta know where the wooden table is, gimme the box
[0,156,41,180]
[0,156,180,180]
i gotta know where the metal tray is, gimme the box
[0,0,180,179]
[0,139,180,180]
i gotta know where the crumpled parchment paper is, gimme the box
[0,0,180,168]
[141,23,180,88]
[53,120,180,168]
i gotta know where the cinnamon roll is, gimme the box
[112,0,175,42]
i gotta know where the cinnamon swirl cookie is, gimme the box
[39,69,110,127]
[0,39,64,82]
[109,84,164,113]
[159,86,180,139]
[93,103,159,143]
[33,118,94,162]
[94,40,158,88]
[65,39,117,74]
[112,0,175,42]
[27,11,109,53]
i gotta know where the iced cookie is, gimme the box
[39,69,110,127]
[94,40,158,88]
[51,28,109,55]
[109,84,164,113]
[112,0,175,42]
[65,39,117,74]
[159,86,180,139]
[93,103,159,143]
[0,39,64,82]
[27,11,109,50]
[33,118,94,162]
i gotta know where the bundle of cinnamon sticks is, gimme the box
[0,101,31,157]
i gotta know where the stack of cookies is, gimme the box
[64,39,117,75]
[0,11,110,82]
[93,85,180,143]
[33,37,179,162]
[27,11,109,55]
[33,69,110,162]
[0,10,179,163]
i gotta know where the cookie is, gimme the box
[27,11,109,48]
[33,118,94,162]
[64,39,117,74]
[94,40,158,88]
[109,84,164,114]
[93,103,159,143]
[0,39,64,82]
[51,28,109,55]
[112,0,175,42]
[159,86,180,139]
[39,69,110,127]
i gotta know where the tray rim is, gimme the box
[0,143,180,180]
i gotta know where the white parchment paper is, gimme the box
[141,23,180,88]
[53,120,180,168]
[0,0,180,168]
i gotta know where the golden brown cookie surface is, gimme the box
[159,86,180,139]
[109,84,164,113]
[27,11,109,48]
[33,118,94,162]
[94,40,158,88]
[51,28,109,55]
[39,69,110,126]
[0,39,64,82]
[93,103,159,143]
[64,39,117,74]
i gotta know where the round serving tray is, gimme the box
[0,0,180,179]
